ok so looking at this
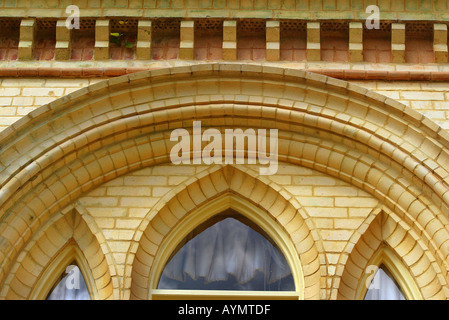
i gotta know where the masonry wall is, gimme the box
[76,162,379,299]
[0,63,447,300]
[0,76,447,132]
[0,0,448,302]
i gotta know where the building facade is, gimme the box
[0,0,449,300]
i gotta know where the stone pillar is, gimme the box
[137,20,152,60]
[55,20,71,60]
[307,22,320,61]
[95,19,110,60]
[179,20,194,60]
[266,20,280,61]
[18,19,35,60]
[434,23,448,63]
[391,23,405,63]
[223,20,237,61]
[349,22,363,62]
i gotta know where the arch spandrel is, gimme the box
[1,209,114,300]
[0,63,448,299]
[338,209,446,300]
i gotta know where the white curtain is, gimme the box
[364,267,406,300]
[158,218,294,291]
[47,265,90,300]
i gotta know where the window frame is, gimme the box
[356,245,422,300]
[29,242,98,300]
[152,289,301,300]
[149,193,304,300]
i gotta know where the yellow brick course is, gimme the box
[0,76,448,132]
[1,0,447,22]
[352,80,449,131]
[0,78,102,131]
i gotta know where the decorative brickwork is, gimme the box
[0,17,449,64]
[1,1,449,300]
[0,64,448,299]
[1,209,114,299]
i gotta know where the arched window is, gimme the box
[151,204,301,300]
[356,247,422,300]
[364,265,405,300]
[158,215,295,291]
[29,244,98,300]
[46,261,90,300]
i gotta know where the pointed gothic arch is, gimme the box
[130,166,321,300]
[30,241,95,300]
[338,209,443,300]
[150,194,302,299]
[0,210,113,300]
[360,246,421,300]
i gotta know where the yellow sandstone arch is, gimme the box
[130,165,321,300]
[0,209,113,300]
[0,63,447,299]
[338,209,446,300]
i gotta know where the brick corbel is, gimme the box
[391,23,405,63]
[179,20,194,60]
[18,19,35,60]
[349,22,363,62]
[434,23,448,63]
[95,19,110,60]
[137,20,152,60]
[223,20,237,61]
[55,20,71,60]
[307,22,320,61]
[266,21,280,61]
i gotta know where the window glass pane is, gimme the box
[364,267,406,300]
[47,263,90,300]
[158,216,295,291]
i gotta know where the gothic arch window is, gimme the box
[157,212,295,292]
[364,265,406,300]
[149,195,303,300]
[357,247,422,300]
[46,261,90,300]
[30,243,98,300]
